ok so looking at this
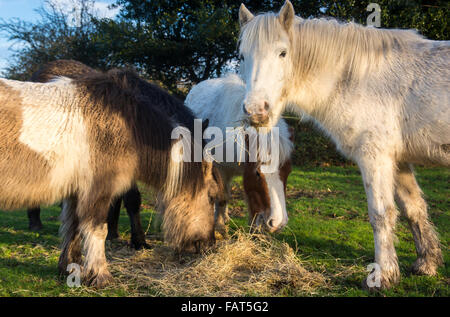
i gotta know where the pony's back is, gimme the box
[186,74,245,131]
[31,60,196,132]
[31,60,97,83]
[135,78,196,131]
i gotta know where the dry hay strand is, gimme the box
[109,230,327,296]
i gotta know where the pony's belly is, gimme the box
[0,142,59,209]
[401,143,450,167]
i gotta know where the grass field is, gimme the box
[0,165,448,297]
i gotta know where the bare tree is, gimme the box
[0,0,110,79]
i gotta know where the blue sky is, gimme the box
[0,0,118,73]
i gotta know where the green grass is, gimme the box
[0,166,448,297]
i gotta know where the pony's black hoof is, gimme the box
[29,222,43,232]
[58,266,69,278]
[131,240,152,250]
[106,231,119,241]
[194,238,215,254]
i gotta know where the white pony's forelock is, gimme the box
[240,12,424,80]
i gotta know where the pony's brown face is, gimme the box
[162,161,225,253]
[243,159,292,233]
[188,162,225,251]
[243,162,271,229]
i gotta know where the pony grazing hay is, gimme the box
[110,231,327,296]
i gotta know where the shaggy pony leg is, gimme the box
[78,194,114,288]
[214,201,229,239]
[123,185,149,250]
[215,173,232,239]
[58,197,82,276]
[27,207,43,231]
[106,197,122,241]
[359,155,400,290]
[395,164,443,275]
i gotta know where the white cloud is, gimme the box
[47,0,120,20]
[0,41,10,49]
[93,1,120,19]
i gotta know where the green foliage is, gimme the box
[100,0,328,92]
[99,0,240,93]
[318,0,449,41]
[284,116,350,166]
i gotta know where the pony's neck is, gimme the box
[288,19,414,114]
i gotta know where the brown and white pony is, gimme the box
[186,74,294,234]
[0,69,224,288]
[26,60,149,250]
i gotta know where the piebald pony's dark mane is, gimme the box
[73,68,205,198]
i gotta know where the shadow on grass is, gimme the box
[0,256,59,278]
[279,231,373,262]
[0,225,60,246]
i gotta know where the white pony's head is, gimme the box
[238,1,296,128]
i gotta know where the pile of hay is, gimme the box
[109,231,327,296]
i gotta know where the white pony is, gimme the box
[185,74,294,234]
[238,0,449,289]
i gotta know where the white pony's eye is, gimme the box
[279,51,287,58]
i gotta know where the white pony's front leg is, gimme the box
[359,154,400,290]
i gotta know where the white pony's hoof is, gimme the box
[411,257,439,276]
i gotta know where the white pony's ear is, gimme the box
[278,0,295,30]
[239,3,254,27]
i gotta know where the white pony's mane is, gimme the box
[239,13,425,80]
[185,73,293,166]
